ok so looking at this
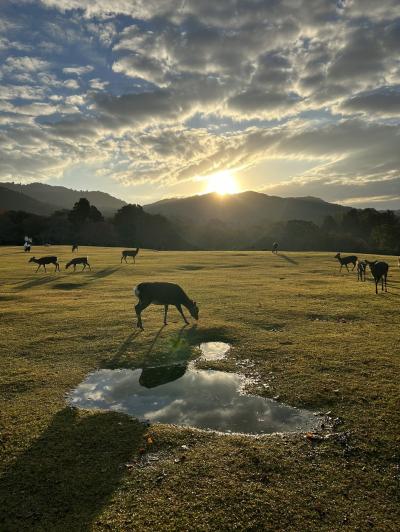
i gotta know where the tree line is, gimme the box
[0,198,190,250]
[0,199,399,254]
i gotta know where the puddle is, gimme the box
[68,365,318,435]
[199,342,231,361]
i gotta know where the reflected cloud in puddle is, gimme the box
[68,365,318,435]
[199,342,231,361]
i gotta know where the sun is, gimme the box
[205,170,239,196]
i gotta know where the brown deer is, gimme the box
[29,256,60,272]
[72,244,78,252]
[357,260,367,281]
[121,248,140,264]
[334,253,358,272]
[134,282,199,330]
[66,257,91,271]
[365,260,389,294]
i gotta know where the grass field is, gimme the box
[0,246,399,531]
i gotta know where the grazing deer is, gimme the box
[72,244,78,252]
[29,256,60,272]
[365,260,389,294]
[121,248,140,264]
[66,257,91,271]
[334,252,358,272]
[357,260,367,281]
[134,282,199,330]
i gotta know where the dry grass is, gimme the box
[0,246,399,531]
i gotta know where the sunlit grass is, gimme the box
[0,246,399,530]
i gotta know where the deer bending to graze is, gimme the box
[357,260,367,281]
[365,260,389,294]
[66,257,91,271]
[134,282,199,330]
[29,256,59,272]
[121,248,140,264]
[334,253,358,272]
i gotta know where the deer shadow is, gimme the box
[14,275,63,291]
[88,267,120,280]
[0,407,145,531]
[277,253,298,265]
[104,324,199,371]
[52,282,86,291]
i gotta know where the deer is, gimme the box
[334,252,358,272]
[121,247,140,264]
[29,256,60,272]
[134,282,199,330]
[66,257,91,271]
[272,242,278,254]
[357,260,367,281]
[72,244,78,252]
[365,260,389,294]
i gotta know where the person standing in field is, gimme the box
[272,242,278,254]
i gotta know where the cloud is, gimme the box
[0,0,399,208]
[341,86,400,115]
[62,65,94,75]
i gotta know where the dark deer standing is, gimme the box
[134,282,199,330]
[335,252,358,272]
[66,257,91,271]
[29,256,59,272]
[121,248,140,264]
[272,242,278,254]
[357,260,367,281]
[365,260,389,294]
[72,244,78,252]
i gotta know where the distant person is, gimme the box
[24,241,31,252]
[72,244,78,252]
[272,242,278,254]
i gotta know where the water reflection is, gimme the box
[68,365,317,435]
[199,342,230,361]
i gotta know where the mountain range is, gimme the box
[144,190,349,226]
[0,182,126,215]
[0,183,352,226]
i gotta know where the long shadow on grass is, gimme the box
[277,253,298,265]
[0,407,144,531]
[89,266,120,279]
[50,267,121,291]
[14,275,64,291]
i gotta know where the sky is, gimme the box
[0,0,399,208]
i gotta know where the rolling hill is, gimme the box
[0,182,126,215]
[144,190,349,226]
[0,186,55,215]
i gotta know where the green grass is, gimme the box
[0,246,399,531]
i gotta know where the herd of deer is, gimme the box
[334,252,390,294]
[25,246,394,331]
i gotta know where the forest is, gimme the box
[0,197,399,254]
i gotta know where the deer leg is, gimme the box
[345,264,349,272]
[120,256,123,263]
[351,263,356,270]
[164,305,169,325]
[88,263,91,270]
[176,304,189,325]
[43,265,47,273]
[135,300,150,330]
[36,264,41,273]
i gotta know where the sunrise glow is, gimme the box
[205,171,240,196]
